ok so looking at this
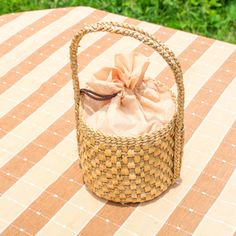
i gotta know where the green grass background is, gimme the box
[0,0,235,44]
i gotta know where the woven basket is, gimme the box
[70,22,185,203]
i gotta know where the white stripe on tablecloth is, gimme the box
[0,10,52,44]
[37,221,76,236]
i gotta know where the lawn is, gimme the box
[0,0,235,44]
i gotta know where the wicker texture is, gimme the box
[70,22,185,203]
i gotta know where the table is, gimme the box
[0,6,235,236]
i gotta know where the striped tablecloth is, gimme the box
[0,6,236,236]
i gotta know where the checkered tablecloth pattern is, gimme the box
[0,6,236,236]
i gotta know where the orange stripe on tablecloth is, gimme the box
[0,15,137,193]
[0,13,21,27]
[80,203,139,236]
[0,8,73,57]
[0,9,106,94]
[155,50,236,235]
[78,35,215,236]
[0,17,140,235]
[156,122,236,236]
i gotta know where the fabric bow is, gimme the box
[85,52,150,96]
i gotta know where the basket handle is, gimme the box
[70,22,184,182]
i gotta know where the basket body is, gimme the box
[70,22,185,203]
[79,113,177,203]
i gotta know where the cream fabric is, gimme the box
[83,52,175,136]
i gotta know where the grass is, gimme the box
[0,0,235,44]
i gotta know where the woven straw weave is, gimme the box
[70,22,185,203]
